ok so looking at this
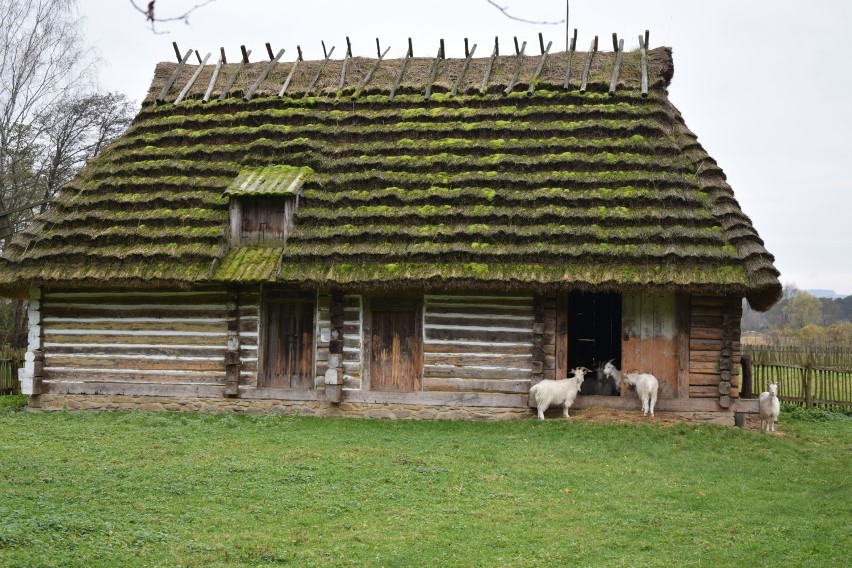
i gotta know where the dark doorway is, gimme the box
[567,292,622,395]
[260,296,315,389]
[370,298,421,392]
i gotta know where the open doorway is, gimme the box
[567,291,622,395]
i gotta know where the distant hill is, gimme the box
[807,289,848,299]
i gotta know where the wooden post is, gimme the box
[175,52,211,104]
[218,49,252,101]
[389,45,411,102]
[638,34,649,97]
[804,365,813,408]
[306,44,335,94]
[424,44,443,100]
[564,29,577,90]
[357,45,391,93]
[741,354,753,398]
[528,40,552,94]
[451,43,476,96]
[480,39,499,94]
[579,36,597,94]
[157,48,193,103]
[278,59,299,97]
[555,293,568,380]
[531,296,546,386]
[503,40,526,95]
[608,38,624,96]
[203,54,224,103]
[245,48,285,100]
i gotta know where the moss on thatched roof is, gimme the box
[0,45,781,309]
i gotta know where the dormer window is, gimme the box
[225,165,313,246]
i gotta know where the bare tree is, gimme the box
[0,1,135,348]
[0,0,97,244]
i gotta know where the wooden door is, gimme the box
[261,300,314,389]
[370,309,420,392]
[621,293,680,398]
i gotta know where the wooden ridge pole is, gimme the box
[175,51,211,103]
[528,40,553,95]
[639,30,649,97]
[202,51,225,102]
[338,37,353,92]
[389,38,413,102]
[563,28,577,89]
[608,37,624,96]
[279,47,302,97]
[579,35,598,93]
[218,48,252,101]
[424,40,444,100]
[245,48,285,100]
[480,37,499,94]
[357,42,391,93]
[306,43,335,94]
[451,42,477,96]
[157,48,194,102]
[503,40,527,95]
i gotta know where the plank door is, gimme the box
[621,293,680,398]
[261,300,314,389]
[370,308,421,392]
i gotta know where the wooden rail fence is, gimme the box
[742,346,852,410]
[1,344,22,395]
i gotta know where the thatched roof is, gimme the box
[0,46,781,310]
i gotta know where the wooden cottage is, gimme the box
[0,38,782,419]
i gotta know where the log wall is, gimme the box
[422,295,535,394]
[688,295,742,405]
[40,289,246,388]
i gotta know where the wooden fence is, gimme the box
[742,346,852,410]
[1,344,22,395]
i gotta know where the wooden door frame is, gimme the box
[361,295,423,392]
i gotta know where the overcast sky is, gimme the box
[76,0,852,296]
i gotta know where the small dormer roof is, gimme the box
[224,165,313,197]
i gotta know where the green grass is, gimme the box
[0,409,849,567]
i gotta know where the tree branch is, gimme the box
[486,0,565,25]
[128,0,217,34]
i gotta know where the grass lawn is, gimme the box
[1,399,849,567]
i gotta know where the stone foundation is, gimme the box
[29,394,532,421]
[28,394,738,425]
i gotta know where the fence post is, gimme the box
[803,364,813,409]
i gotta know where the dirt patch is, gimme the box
[566,407,783,432]
[568,407,693,426]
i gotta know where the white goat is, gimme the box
[623,372,659,416]
[602,359,622,392]
[529,367,589,420]
[758,382,781,432]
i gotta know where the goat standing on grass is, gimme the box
[758,382,781,432]
[529,367,589,420]
[623,372,659,416]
